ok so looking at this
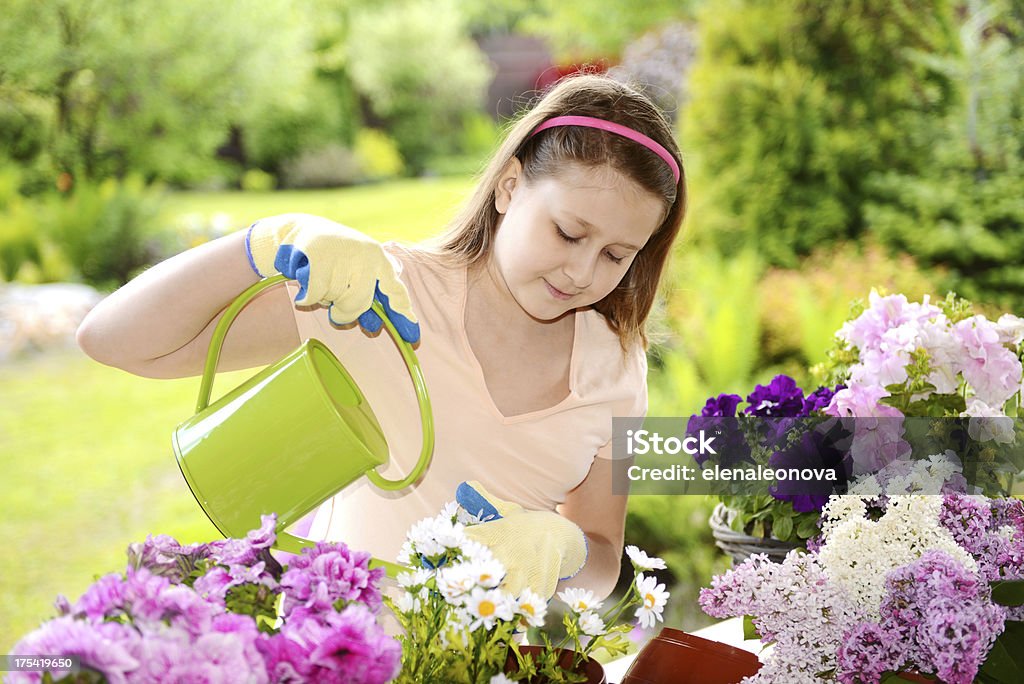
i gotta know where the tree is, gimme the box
[0,0,314,185]
[865,0,1024,309]
[682,0,959,266]
[346,0,493,174]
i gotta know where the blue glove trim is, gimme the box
[456,481,502,522]
[274,244,311,302]
[244,223,264,278]
[558,532,589,581]
[357,283,421,344]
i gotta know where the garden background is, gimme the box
[1,0,1022,654]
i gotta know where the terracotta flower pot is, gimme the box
[506,645,607,684]
[621,628,762,684]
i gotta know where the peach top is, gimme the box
[286,243,647,564]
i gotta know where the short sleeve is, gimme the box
[595,345,648,460]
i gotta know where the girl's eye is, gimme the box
[605,251,625,265]
[555,226,581,243]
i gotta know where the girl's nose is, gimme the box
[563,250,598,290]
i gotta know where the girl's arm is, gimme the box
[556,455,627,600]
[76,229,300,379]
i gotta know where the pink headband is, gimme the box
[530,115,681,184]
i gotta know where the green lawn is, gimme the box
[1,178,470,652]
[164,176,476,242]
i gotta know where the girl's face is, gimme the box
[490,161,665,322]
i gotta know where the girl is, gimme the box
[76,74,686,601]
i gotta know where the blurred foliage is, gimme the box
[0,0,314,186]
[354,128,406,181]
[46,177,171,289]
[866,0,1024,311]
[650,248,763,417]
[346,0,493,174]
[464,0,698,61]
[758,242,942,371]
[683,0,960,267]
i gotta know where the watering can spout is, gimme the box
[173,275,434,578]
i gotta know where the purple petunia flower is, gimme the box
[802,384,846,416]
[745,375,805,418]
[280,542,384,617]
[9,616,140,684]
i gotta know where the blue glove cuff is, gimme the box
[456,482,502,522]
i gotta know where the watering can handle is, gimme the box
[197,274,435,492]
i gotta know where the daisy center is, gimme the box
[479,600,496,617]
[644,593,656,608]
[522,604,535,616]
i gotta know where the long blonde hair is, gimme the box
[436,74,687,351]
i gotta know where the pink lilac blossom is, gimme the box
[878,550,1006,684]
[280,541,384,617]
[700,552,865,680]
[940,494,1024,582]
[835,622,905,684]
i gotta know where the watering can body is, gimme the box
[172,274,433,575]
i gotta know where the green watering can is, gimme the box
[172,274,434,578]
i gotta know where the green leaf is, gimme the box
[979,620,1024,683]
[796,515,822,539]
[742,614,760,641]
[991,581,1024,606]
[771,514,794,541]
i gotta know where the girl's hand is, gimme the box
[246,213,420,343]
[456,481,587,599]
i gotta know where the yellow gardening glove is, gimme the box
[245,213,419,343]
[456,481,588,599]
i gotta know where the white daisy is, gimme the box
[460,539,497,564]
[397,568,433,590]
[634,573,669,629]
[437,565,476,602]
[490,675,516,684]
[396,591,421,613]
[515,589,548,628]
[464,558,506,589]
[625,545,667,570]
[578,610,606,636]
[466,587,514,631]
[557,588,603,614]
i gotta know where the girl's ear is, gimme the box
[493,158,522,215]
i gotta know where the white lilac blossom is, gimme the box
[818,495,976,615]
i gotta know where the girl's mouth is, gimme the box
[544,280,574,301]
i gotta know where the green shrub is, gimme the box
[682,0,958,266]
[346,0,492,174]
[280,143,362,189]
[757,242,941,371]
[45,177,169,289]
[354,129,405,181]
[240,169,276,193]
[864,3,1024,311]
